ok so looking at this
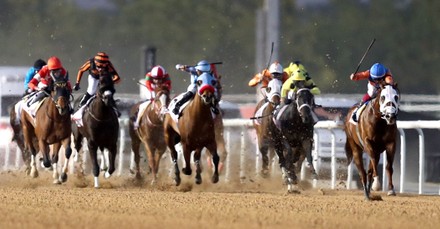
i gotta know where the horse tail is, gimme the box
[345,141,353,165]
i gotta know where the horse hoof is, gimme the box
[104,171,111,179]
[150,179,157,186]
[211,174,219,184]
[182,167,192,176]
[53,179,61,185]
[287,184,300,194]
[174,177,181,186]
[387,190,396,196]
[60,173,68,183]
[30,169,38,178]
[195,178,202,185]
[261,169,270,178]
[135,173,142,180]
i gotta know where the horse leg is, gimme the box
[193,149,203,185]
[165,129,181,186]
[259,143,270,178]
[214,116,227,172]
[88,143,100,188]
[105,144,117,179]
[345,135,370,199]
[151,148,165,185]
[181,143,192,176]
[369,152,381,192]
[304,138,318,180]
[131,135,142,179]
[207,143,220,184]
[144,143,156,184]
[39,140,52,169]
[51,143,62,184]
[385,147,396,196]
[59,137,72,183]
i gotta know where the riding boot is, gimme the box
[78,92,92,108]
[27,91,46,106]
[172,91,194,115]
[352,101,363,122]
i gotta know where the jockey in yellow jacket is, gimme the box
[281,68,321,105]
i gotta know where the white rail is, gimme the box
[1,118,440,195]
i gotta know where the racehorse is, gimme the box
[163,72,220,186]
[72,71,119,188]
[252,78,285,177]
[129,85,170,185]
[20,76,72,184]
[344,83,399,200]
[276,88,317,192]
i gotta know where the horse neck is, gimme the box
[189,93,212,119]
[90,96,113,118]
[366,96,382,119]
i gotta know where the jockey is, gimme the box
[74,52,121,115]
[24,59,46,95]
[144,65,172,100]
[283,60,308,79]
[248,61,289,88]
[133,65,172,130]
[349,62,394,122]
[27,56,72,109]
[173,60,219,115]
[281,68,321,106]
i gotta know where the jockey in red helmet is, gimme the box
[27,56,72,111]
[144,65,172,100]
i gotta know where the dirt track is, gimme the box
[0,170,439,229]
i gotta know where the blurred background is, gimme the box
[1,0,439,96]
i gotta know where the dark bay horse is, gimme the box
[72,71,119,188]
[345,84,400,200]
[129,85,170,185]
[276,88,317,192]
[164,72,220,186]
[252,78,285,177]
[20,77,72,184]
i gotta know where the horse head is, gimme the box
[379,83,399,125]
[295,88,314,124]
[265,79,282,106]
[196,72,217,105]
[51,78,71,115]
[153,85,170,120]
[97,71,116,108]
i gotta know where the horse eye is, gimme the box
[266,87,271,93]
[394,95,399,103]
[211,80,216,86]
[380,95,385,103]
[197,80,202,86]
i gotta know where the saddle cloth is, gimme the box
[350,102,368,125]
[253,102,269,125]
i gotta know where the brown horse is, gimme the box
[20,77,72,184]
[344,83,400,200]
[164,72,220,186]
[129,85,170,184]
[276,88,316,192]
[252,78,285,177]
[72,71,119,188]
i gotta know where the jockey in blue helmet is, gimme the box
[349,62,394,121]
[173,60,219,115]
